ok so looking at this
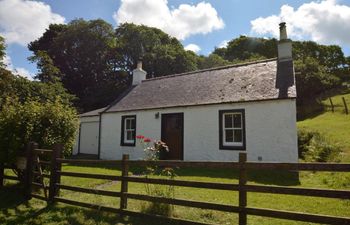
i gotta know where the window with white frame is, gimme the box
[219,109,245,150]
[121,115,136,146]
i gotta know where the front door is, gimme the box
[161,113,184,160]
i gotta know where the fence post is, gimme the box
[48,144,63,204]
[239,153,247,225]
[0,163,4,188]
[342,97,348,115]
[329,98,334,113]
[120,154,129,210]
[24,142,37,200]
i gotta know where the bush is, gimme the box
[298,129,342,162]
[0,97,79,164]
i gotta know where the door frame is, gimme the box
[161,113,184,160]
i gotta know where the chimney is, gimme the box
[132,59,147,86]
[277,22,292,62]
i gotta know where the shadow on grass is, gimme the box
[0,185,182,225]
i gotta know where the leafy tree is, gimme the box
[197,54,230,69]
[0,97,78,164]
[214,36,277,61]
[29,19,124,112]
[115,23,198,77]
[0,36,5,68]
[294,57,340,104]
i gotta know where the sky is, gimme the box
[1,0,350,79]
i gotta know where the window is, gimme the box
[121,115,136,146]
[219,109,246,150]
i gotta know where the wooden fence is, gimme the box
[1,144,350,225]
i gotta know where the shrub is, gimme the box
[0,97,79,164]
[298,129,342,162]
[137,136,175,216]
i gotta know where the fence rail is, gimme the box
[2,144,350,225]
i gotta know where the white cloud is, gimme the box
[184,43,201,53]
[218,40,229,48]
[114,0,224,40]
[3,54,33,80]
[0,0,65,46]
[250,0,350,46]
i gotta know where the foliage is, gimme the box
[298,129,341,162]
[197,53,231,69]
[0,68,75,108]
[0,36,5,68]
[29,19,125,112]
[294,57,341,104]
[115,23,198,77]
[136,135,175,216]
[0,97,79,164]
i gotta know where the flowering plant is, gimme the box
[136,135,169,161]
[136,134,175,216]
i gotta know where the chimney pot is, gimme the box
[132,60,147,86]
[279,22,288,40]
[278,22,292,61]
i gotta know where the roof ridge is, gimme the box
[143,58,277,82]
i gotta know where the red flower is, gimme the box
[136,135,145,139]
[143,138,151,143]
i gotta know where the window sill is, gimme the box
[219,145,246,151]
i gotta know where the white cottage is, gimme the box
[73,23,298,162]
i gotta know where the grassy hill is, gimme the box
[297,92,350,162]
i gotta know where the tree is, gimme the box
[29,19,124,112]
[29,21,199,111]
[294,57,340,104]
[0,36,5,68]
[115,23,198,77]
[197,54,230,69]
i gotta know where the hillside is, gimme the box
[297,92,350,162]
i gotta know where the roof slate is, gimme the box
[104,58,296,113]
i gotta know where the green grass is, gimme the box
[298,92,350,161]
[1,164,350,225]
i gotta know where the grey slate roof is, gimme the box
[80,107,106,117]
[104,58,296,113]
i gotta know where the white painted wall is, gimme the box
[73,116,100,155]
[100,99,298,162]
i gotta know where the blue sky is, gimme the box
[1,0,350,79]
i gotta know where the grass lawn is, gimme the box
[298,92,350,162]
[1,164,350,225]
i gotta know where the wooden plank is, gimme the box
[55,197,122,213]
[32,182,49,190]
[24,142,37,200]
[239,153,247,225]
[55,197,212,225]
[3,175,19,181]
[245,206,350,224]
[58,171,121,180]
[33,171,50,179]
[57,158,122,165]
[127,160,240,169]
[49,144,62,203]
[120,154,129,209]
[122,209,215,225]
[343,97,349,115]
[125,176,238,190]
[37,160,51,166]
[33,149,53,155]
[329,98,334,113]
[126,193,239,213]
[0,164,4,188]
[31,194,47,201]
[244,162,350,172]
[58,184,121,197]
[245,184,350,199]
